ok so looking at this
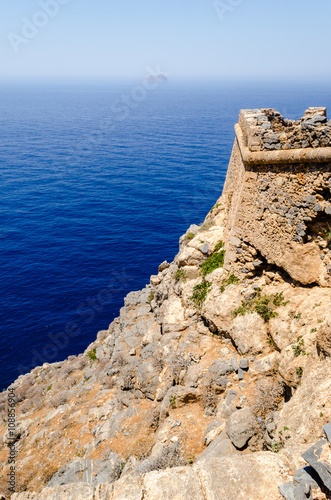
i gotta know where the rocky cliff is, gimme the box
[1,108,331,500]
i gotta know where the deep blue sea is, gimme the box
[1,81,331,390]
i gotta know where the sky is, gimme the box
[0,0,330,82]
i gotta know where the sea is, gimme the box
[1,80,331,390]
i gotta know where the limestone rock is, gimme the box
[198,429,238,460]
[316,319,331,358]
[175,246,203,267]
[225,408,258,449]
[142,467,203,499]
[158,297,187,333]
[277,360,331,445]
[12,484,95,500]
[196,452,291,500]
[279,242,324,286]
[47,456,121,487]
[230,312,269,354]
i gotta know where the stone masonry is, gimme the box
[222,107,331,287]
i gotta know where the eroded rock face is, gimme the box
[12,484,95,500]
[316,319,331,358]
[12,453,292,500]
[2,108,331,500]
[196,452,292,500]
[277,360,331,446]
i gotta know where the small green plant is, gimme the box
[233,291,288,323]
[272,292,290,307]
[318,319,323,323]
[296,367,303,377]
[169,395,176,407]
[87,349,97,362]
[320,412,324,418]
[47,384,52,392]
[292,336,306,357]
[175,269,187,282]
[214,240,225,252]
[271,442,283,453]
[310,328,317,333]
[254,296,279,322]
[323,230,331,248]
[185,232,195,241]
[313,302,322,309]
[147,291,154,305]
[294,312,302,320]
[283,426,290,431]
[220,274,239,293]
[201,249,225,277]
[189,281,212,309]
[210,202,222,214]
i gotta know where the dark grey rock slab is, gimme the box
[302,438,331,490]
[279,482,295,500]
[323,422,331,443]
[293,481,313,500]
[293,466,320,489]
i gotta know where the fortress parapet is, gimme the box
[222,107,331,286]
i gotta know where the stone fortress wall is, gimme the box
[222,107,331,287]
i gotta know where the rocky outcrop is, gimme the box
[279,423,331,500]
[12,452,293,500]
[1,108,331,500]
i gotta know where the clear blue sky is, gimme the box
[0,0,330,81]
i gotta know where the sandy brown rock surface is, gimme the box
[1,108,331,500]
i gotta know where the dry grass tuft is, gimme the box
[250,377,284,420]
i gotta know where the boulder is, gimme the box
[142,467,203,499]
[279,482,294,500]
[230,313,269,355]
[197,429,238,460]
[302,438,331,490]
[253,352,280,375]
[293,466,320,490]
[225,408,258,449]
[158,261,170,272]
[196,452,292,500]
[47,456,121,488]
[175,246,203,267]
[158,297,188,333]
